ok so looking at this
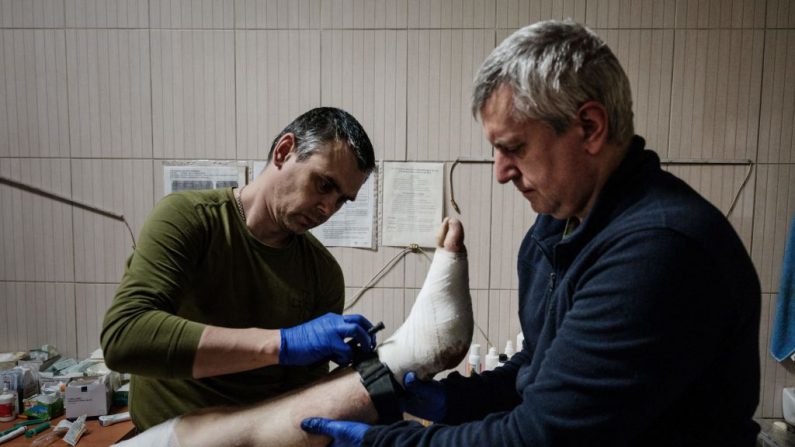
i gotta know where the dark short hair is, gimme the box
[268,107,376,173]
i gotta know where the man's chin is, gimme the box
[288,221,316,235]
[289,225,309,235]
[287,215,327,234]
[527,201,559,219]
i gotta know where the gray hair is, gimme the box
[268,107,375,174]
[472,20,634,146]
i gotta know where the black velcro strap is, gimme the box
[354,354,403,423]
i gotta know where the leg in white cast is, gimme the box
[377,217,474,382]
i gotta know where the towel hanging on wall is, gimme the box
[771,213,795,362]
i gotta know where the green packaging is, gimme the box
[22,393,64,419]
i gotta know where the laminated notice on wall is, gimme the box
[311,173,377,248]
[381,162,443,248]
[162,161,248,197]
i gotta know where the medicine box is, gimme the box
[65,375,112,418]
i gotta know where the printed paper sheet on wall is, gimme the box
[382,162,443,248]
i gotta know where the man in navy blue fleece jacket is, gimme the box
[303,19,761,446]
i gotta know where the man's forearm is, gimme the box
[192,326,280,378]
[101,309,206,377]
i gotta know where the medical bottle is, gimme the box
[465,344,481,376]
[484,346,500,371]
[0,386,16,422]
[504,340,515,358]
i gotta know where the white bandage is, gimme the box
[377,248,473,383]
[113,417,181,447]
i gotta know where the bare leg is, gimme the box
[118,218,470,447]
[175,368,374,446]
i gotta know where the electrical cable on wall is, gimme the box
[0,175,137,249]
[345,242,493,348]
[448,156,754,219]
[449,158,495,214]
[659,158,754,219]
[344,244,428,312]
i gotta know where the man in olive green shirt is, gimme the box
[101,108,378,430]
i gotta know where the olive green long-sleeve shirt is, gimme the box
[101,188,344,430]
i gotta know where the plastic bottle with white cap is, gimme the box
[465,344,481,376]
[504,340,515,358]
[484,346,500,371]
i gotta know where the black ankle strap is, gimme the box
[354,353,404,423]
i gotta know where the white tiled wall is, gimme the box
[236,29,320,160]
[0,282,77,357]
[600,29,674,155]
[759,30,795,163]
[408,0,496,28]
[71,158,154,283]
[0,30,69,158]
[321,0,405,29]
[65,0,148,28]
[151,29,236,159]
[584,0,675,28]
[675,0,766,28]
[0,0,793,420]
[237,0,321,29]
[498,0,586,28]
[669,29,764,161]
[0,158,73,282]
[0,0,65,28]
[151,0,234,29]
[406,29,493,161]
[66,29,152,158]
[321,30,407,162]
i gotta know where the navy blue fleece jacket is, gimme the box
[364,136,760,446]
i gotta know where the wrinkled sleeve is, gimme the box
[440,349,528,424]
[363,229,732,446]
[100,194,207,378]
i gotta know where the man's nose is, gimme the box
[318,195,338,217]
[493,150,516,184]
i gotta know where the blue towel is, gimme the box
[771,214,795,362]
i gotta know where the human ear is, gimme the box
[272,133,296,167]
[577,101,608,154]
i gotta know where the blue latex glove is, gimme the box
[401,371,448,422]
[301,417,369,447]
[279,313,375,366]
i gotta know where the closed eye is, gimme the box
[494,144,524,157]
[316,173,357,209]
[318,176,336,194]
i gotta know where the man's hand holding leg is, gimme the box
[280,313,377,366]
[401,371,448,422]
[301,417,370,447]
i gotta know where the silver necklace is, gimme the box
[235,185,246,221]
